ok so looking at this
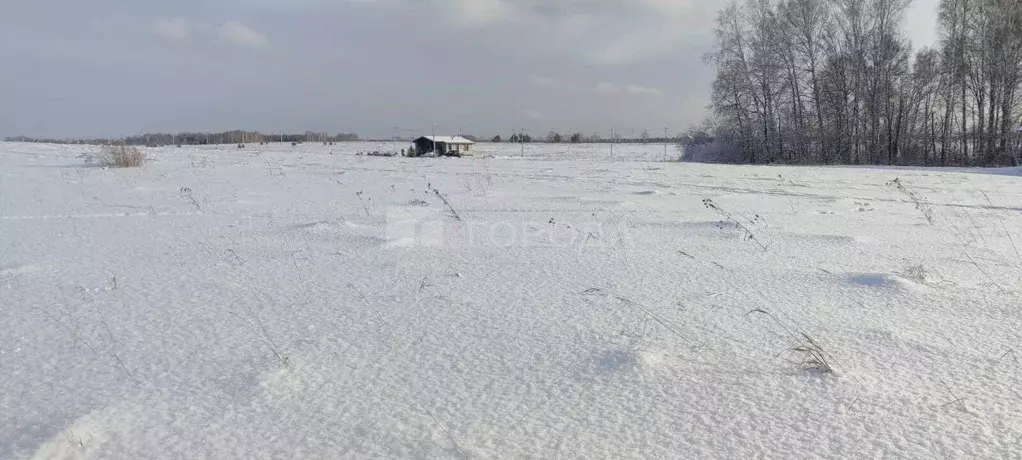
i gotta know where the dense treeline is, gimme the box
[5,131,361,146]
[703,0,1022,166]
[496,130,682,144]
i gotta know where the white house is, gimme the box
[412,136,475,156]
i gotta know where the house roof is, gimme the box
[418,136,475,145]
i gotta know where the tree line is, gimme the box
[493,130,682,144]
[702,0,1022,166]
[6,130,689,146]
[5,131,361,146]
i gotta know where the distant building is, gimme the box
[412,136,475,156]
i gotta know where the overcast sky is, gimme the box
[1,0,940,139]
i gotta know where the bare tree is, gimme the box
[705,0,1022,166]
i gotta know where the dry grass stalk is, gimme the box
[703,198,767,251]
[100,145,147,168]
[791,333,834,374]
[887,178,934,224]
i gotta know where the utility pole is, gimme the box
[610,129,615,159]
[664,127,668,162]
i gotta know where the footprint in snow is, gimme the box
[0,263,37,280]
[846,273,921,291]
[593,349,665,375]
[595,350,638,374]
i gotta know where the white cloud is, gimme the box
[595,82,663,95]
[529,74,556,88]
[586,24,706,66]
[520,109,545,121]
[596,82,620,94]
[905,0,940,47]
[154,18,189,41]
[447,0,515,28]
[219,21,268,47]
[528,0,715,66]
[416,0,716,65]
[624,84,663,95]
[637,0,701,18]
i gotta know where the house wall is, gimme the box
[411,139,474,156]
[413,139,434,155]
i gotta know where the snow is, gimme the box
[2,141,1021,459]
[421,136,475,145]
[977,166,1022,177]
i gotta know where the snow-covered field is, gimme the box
[2,141,1021,459]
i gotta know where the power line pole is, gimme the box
[664,127,669,162]
[610,129,615,159]
[520,128,525,158]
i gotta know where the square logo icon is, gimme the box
[385,207,444,247]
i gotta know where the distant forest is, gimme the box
[697,0,1022,166]
[4,131,361,146]
[6,130,687,146]
[494,130,684,144]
